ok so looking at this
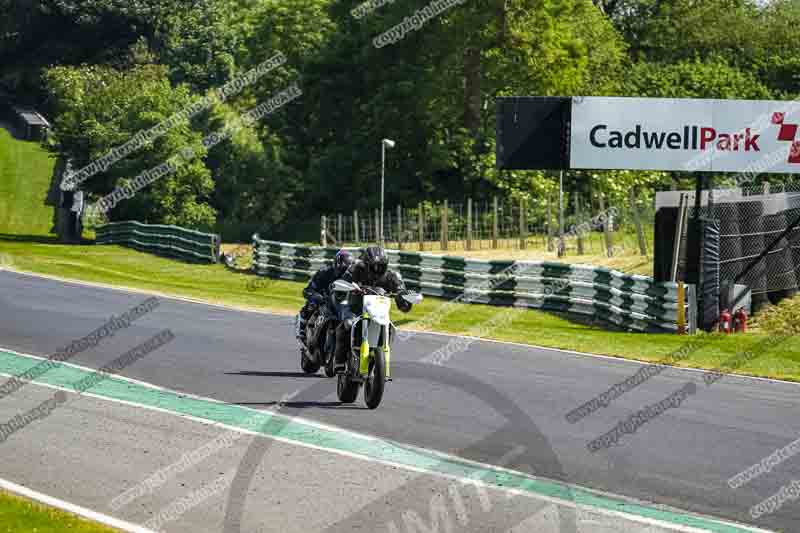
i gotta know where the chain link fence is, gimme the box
[664,182,800,311]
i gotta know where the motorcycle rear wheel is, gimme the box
[324,352,336,377]
[364,348,385,409]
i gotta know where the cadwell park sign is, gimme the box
[497,96,800,174]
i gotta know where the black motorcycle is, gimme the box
[298,299,338,377]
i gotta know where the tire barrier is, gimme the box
[96,221,220,263]
[252,235,681,333]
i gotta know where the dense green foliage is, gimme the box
[3,0,800,239]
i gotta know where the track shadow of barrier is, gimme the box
[222,361,577,533]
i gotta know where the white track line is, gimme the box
[2,266,799,390]
[0,350,773,533]
[0,477,157,533]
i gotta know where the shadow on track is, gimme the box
[224,371,327,379]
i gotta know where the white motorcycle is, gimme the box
[331,279,422,409]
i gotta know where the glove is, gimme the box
[309,292,325,306]
[395,293,412,313]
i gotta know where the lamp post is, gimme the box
[381,138,395,246]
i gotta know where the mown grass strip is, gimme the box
[1,240,800,382]
[0,489,121,533]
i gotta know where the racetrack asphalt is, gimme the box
[0,269,796,532]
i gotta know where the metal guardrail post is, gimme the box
[671,193,687,282]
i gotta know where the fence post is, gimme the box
[396,205,403,250]
[599,194,614,257]
[546,192,553,252]
[337,213,343,244]
[466,197,473,251]
[492,196,499,249]
[519,198,527,250]
[321,215,327,247]
[418,203,424,251]
[354,210,360,244]
[576,191,584,255]
[630,187,648,257]
[441,200,449,251]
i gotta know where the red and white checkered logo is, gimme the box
[772,112,800,163]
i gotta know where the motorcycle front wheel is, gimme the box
[364,348,385,409]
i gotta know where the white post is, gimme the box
[687,283,698,335]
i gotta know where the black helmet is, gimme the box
[362,246,388,278]
[334,249,355,274]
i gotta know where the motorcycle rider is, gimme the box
[332,245,414,370]
[296,249,355,343]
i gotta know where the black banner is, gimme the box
[496,97,571,170]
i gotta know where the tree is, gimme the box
[45,64,216,229]
[623,56,772,100]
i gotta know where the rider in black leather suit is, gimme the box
[332,246,413,369]
[295,250,354,343]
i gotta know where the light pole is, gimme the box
[381,138,395,246]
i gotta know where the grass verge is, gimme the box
[0,490,120,532]
[2,240,800,382]
[0,126,57,237]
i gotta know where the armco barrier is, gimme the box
[96,221,220,263]
[252,236,680,332]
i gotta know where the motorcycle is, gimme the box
[330,279,423,409]
[298,299,338,378]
